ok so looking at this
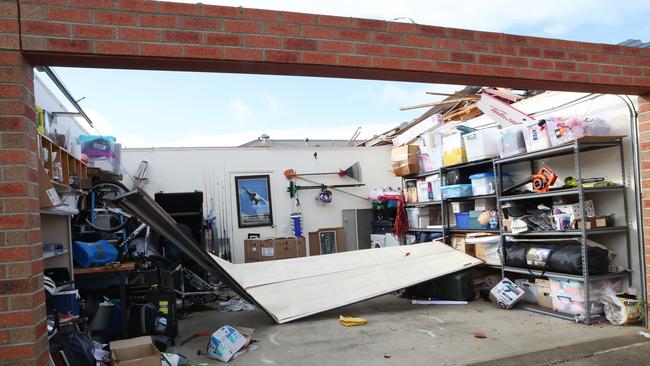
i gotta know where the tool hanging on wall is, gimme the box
[503,166,558,194]
[284,161,363,182]
[287,180,366,200]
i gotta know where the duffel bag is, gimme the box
[504,241,608,275]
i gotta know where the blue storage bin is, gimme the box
[455,212,470,228]
[441,184,473,199]
[72,240,118,268]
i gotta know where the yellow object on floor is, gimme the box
[339,315,367,327]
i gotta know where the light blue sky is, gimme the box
[39,0,650,147]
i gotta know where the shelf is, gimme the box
[408,227,444,232]
[502,266,630,281]
[405,201,442,208]
[499,185,625,202]
[495,137,623,165]
[516,303,607,324]
[445,194,496,202]
[44,249,68,259]
[404,169,443,179]
[450,228,500,233]
[503,226,628,237]
[442,157,494,171]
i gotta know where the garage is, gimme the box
[2,1,650,365]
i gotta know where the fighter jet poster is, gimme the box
[235,175,274,228]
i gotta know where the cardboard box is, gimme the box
[110,336,161,366]
[553,201,595,222]
[474,242,501,265]
[451,234,475,256]
[244,237,306,263]
[391,145,420,176]
[535,278,553,308]
[514,279,537,303]
[308,227,345,256]
[490,278,525,309]
[244,239,260,262]
[583,216,609,229]
[207,325,248,362]
[38,163,62,208]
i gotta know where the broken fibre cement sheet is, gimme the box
[210,242,481,324]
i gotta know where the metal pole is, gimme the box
[575,139,590,324]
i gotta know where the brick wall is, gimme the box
[16,0,650,95]
[0,1,48,365]
[641,94,650,317]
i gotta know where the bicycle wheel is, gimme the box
[78,180,132,233]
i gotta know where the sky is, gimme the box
[39,0,650,148]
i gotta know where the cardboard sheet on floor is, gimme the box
[114,189,481,324]
[211,243,481,323]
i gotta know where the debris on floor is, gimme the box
[339,315,368,327]
[207,325,255,363]
[473,332,488,339]
[218,298,256,312]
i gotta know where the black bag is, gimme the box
[372,219,394,234]
[504,241,608,275]
[49,324,95,366]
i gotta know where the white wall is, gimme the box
[120,146,399,263]
[34,74,91,148]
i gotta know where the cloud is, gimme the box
[229,98,256,124]
[83,108,115,136]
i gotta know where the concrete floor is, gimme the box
[169,295,646,366]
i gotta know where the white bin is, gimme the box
[523,120,551,152]
[463,129,500,162]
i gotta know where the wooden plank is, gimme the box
[400,96,479,111]
[74,262,136,274]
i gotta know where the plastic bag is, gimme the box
[601,290,643,325]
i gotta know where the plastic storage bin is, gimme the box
[462,129,500,162]
[546,117,586,146]
[523,120,552,152]
[455,212,470,228]
[441,184,473,199]
[549,276,624,316]
[469,210,489,229]
[443,133,467,166]
[425,175,442,201]
[498,125,527,158]
[469,172,496,196]
[72,240,118,268]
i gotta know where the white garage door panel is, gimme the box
[212,242,482,323]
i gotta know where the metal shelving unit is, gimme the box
[494,136,631,324]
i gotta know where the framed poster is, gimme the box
[319,230,338,254]
[235,175,273,228]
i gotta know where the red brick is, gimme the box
[46,7,91,23]
[206,34,242,47]
[0,85,21,99]
[476,31,503,43]
[223,20,260,33]
[463,41,490,53]
[118,28,161,41]
[159,2,199,15]
[565,72,588,83]
[338,55,371,67]
[201,5,241,18]
[419,49,448,61]
[531,59,554,70]
[0,330,7,344]
[386,46,417,58]
[591,74,613,84]
[94,41,138,55]
[10,291,45,311]
[448,28,475,41]
[182,17,220,31]
[117,0,158,12]
[404,35,433,48]
[3,198,38,213]
[600,64,622,75]
[404,59,434,72]
[567,51,589,62]
[2,166,37,182]
[555,61,577,71]
[518,47,541,58]
[0,34,19,50]
[0,2,18,18]
[0,246,30,261]
[613,75,635,85]
[0,343,38,361]
[266,50,300,63]
[163,30,201,44]
[302,26,338,40]
[544,70,567,81]
[0,118,26,133]
[139,14,178,28]
[140,44,182,57]
[478,54,503,65]
[435,38,462,50]
[0,215,30,229]
[302,52,337,65]
[319,40,353,53]
[503,34,529,44]
[0,52,21,66]
[504,56,529,68]
[386,22,417,34]
[283,38,317,51]
[590,53,610,63]
[0,101,23,115]
[47,39,90,53]
[95,11,137,26]
[436,62,464,73]
[265,23,300,37]
[339,29,369,42]
[494,66,517,78]
[243,8,279,22]
[282,11,317,25]
[419,25,446,37]
[317,15,352,27]
[372,32,401,44]
[613,55,636,66]
[223,48,263,61]
[355,43,385,56]
[69,0,113,9]
[21,21,69,36]
[5,230,41,246]
[578,63,599,73]
[465,64,492,75]
[450,51,475,63]
[0,151,27,165]
[72,25,115,39]
[541,49,565,59]
[182,45,222,59]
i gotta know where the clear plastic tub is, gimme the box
[497,125,527,158]
[523,120,551,152]
[441,184,473,199]
[469,172,496,196]
[463,128,500,162]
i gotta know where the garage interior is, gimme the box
[2,1,650,365]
